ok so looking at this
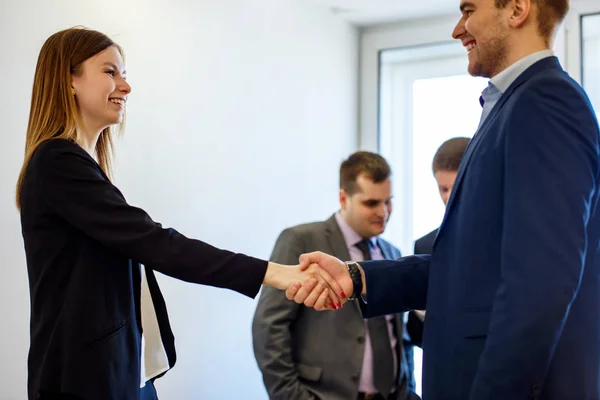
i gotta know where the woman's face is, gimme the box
[71,46,131,133]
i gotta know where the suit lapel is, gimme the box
[377,238,394,260]
[377,237,405,350]
[324,215,351,262]
[381,238,405,378]
[325,215,364,313]
[434,57,563,248]
[371,236,407,384]
[394,315,406,381]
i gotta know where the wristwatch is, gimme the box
[345,261,363,300]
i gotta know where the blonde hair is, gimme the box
[16,27,125,208]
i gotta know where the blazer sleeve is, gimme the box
[252,228,317,400]
[33,140,267,298]
[469,78,600,398]
[359,255,430,318]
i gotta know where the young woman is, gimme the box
[17,27,340,400]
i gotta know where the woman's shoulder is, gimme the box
[30,138,90,167]
[35,137,81,155]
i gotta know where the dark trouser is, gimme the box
[357,392,398,400]
[38,383,159,400]
[405,391,422,400]
[140,380,159,400]
[357,391,421,400]
[38,394,84,399]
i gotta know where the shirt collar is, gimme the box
[490,49,554,93]
[334,212,378,248]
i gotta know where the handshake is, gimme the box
[265,252,365,311]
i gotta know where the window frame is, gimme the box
[378,43,480,251]
[579,11,600,89]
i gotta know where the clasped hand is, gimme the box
[288,251,355,311]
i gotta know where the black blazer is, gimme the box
[406,228,438,348]
[20,139,268,400]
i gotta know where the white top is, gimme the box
[140,266,170,388]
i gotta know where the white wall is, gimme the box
[0,0,358,398]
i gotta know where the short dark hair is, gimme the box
[495,0,569,42]
[432,137,470,173]
[340,151,391,195]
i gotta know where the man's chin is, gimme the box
[369,225,385,236]
[467,63,480,77]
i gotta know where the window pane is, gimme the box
[412,75,487,239]
[582,13,600,115]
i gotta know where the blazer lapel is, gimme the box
[324,214,363,312]
[394,315,406,381]
[380,239,406,374]
[434,57,563,248]
[376,238,394,261]
[324,214,351,262]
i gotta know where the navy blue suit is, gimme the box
[360,57,600,399]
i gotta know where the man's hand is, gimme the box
[286,251,354,308]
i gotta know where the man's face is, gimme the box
[451,0,512,78]
[340,174,393,238]
[434,170,458,206]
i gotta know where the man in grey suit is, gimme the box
[252,151,417,400]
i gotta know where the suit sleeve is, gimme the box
[359,255,430,318]
[35,141,267,298]
[470,78,599,398]
[252,229,317,400]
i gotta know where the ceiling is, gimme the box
[305,0,600,26]
[303,0,459,26]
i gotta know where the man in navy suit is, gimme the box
[289,0,600,398]
[414,137,470,257]
[408,137,470,349]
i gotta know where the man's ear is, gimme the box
[508,0,533,29]
[339,189,349,210]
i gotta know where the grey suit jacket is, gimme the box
[252,214,407,400]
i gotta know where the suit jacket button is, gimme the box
[351,375,359,383]
[530,384,542,399]
[357,336,365,344]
